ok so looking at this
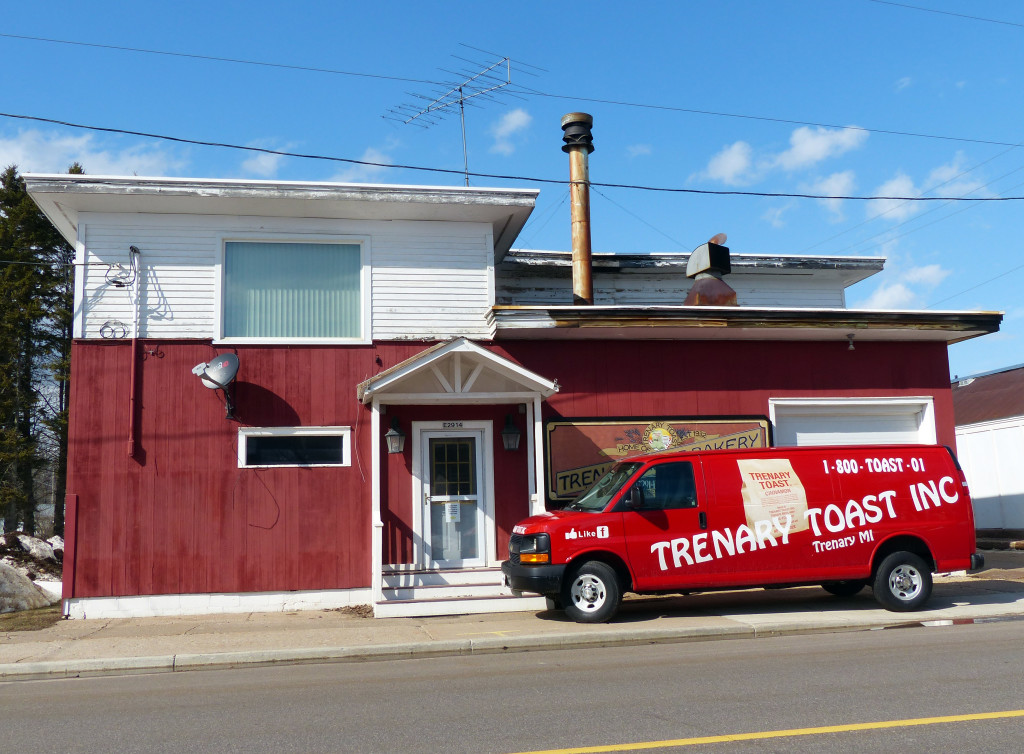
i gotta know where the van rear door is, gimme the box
[619,458,714,590]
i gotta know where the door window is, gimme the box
[631,462,699,510]
[428,437,480,563]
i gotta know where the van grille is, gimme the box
[508,533,523,565]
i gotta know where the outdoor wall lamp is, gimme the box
[501,414,522,451]
[384,417,406,454]
[847,333,856,351]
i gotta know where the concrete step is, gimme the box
[382,567,504,589]
[382,581,515,602]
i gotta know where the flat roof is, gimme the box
[492,305,1002,344]
[501,249,885,289]
[24,174,539,259]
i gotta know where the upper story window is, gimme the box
[222,241,363,340]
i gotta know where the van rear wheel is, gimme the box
[873,552,932,611]
[822,580,867,598]
[563,561,621,623]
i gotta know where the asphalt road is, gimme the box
[3,619,1024,753]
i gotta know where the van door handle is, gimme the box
[699,511,707,530]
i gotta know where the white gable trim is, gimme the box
[358,338,558,404]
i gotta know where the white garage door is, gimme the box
[771,398,936,447]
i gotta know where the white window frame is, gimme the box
[238,426,352,468]
[769,396,937,446]
[214,233,372,344]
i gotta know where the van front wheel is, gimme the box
[563,561,621,623]
[873,552,932,611]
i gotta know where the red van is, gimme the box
[502,444,983,622]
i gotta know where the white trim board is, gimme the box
[63,587,374,620]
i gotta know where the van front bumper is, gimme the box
[501,561,566,596]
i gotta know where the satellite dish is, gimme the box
[192,353,239,390]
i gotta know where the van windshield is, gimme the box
[567,462,642,512]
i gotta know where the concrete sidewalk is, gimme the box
[3,551,1024,682]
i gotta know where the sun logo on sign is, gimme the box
[643,421,681,451]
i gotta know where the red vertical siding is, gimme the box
[65,337,956,600]
[67,341,379,598]
[379,404,531,564]
[498,340,955,444]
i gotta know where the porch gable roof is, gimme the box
[356,338,558,405]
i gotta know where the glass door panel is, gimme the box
[426,435,483,566]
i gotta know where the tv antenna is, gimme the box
[384,47,536,186]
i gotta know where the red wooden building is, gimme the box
[26,171,1000,619]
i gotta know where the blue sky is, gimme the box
[2,1,1022,379]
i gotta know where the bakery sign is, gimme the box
[546,417,770,502]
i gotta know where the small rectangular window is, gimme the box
[239,427,351,468]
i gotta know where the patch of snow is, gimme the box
[0,562,57,613]
[47,535,64,557]
[17,533,56,562]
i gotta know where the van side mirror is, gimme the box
[625,482,645,510]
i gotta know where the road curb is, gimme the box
[6,581,1024,683]
[0,619,873,682]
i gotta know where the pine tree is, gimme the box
[0,164,77,535]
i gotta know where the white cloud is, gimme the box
[868,172,920,221]
[0,128,182,176]
[855,263,951,310]
[490,109,532,156]
[808,170,856,221]
[626,143,652,158]
[860,281,918,309]
[761,202,794,228]
[240,141,293,178]
[331,146,393,183]
[868,154,992,223]
[895,77,912,92]
[700,141,754,185]
[926,152,990,199]
[773,126,868,171]
[903,264,950,287]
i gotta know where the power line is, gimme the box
[591,187,688,250]
[511,86,1024,149]
[0,32,447,85]
[5,111,1024,202]
[799,141,1024,255]
[865,0,1024,29]
[4,31,1023,150]
[927,262,1024,309]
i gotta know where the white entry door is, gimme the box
[416,423,493,569]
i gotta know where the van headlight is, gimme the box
[516,533,551,564]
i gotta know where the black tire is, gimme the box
[562,561,622,623]
[873,551,932,611]
[822,580,867,598]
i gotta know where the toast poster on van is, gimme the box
[546,417,770,502]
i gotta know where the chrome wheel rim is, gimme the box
[888,564,923,601]
[571,574,607,612]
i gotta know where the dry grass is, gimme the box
[0,604,63,632]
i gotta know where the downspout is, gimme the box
[561,113,595,305]
[370,400,384,612]
[126,245,141,459]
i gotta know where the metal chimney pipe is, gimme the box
[561,112,595,305]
